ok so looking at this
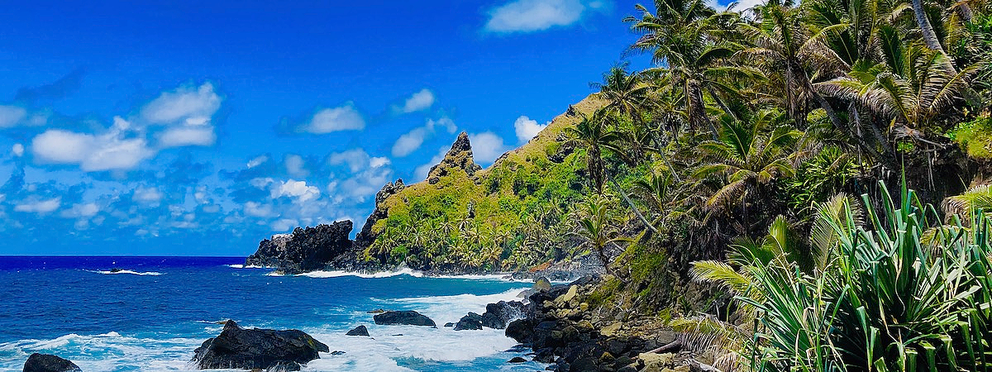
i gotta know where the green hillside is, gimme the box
[359,95,607,272]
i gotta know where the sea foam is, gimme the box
[90,269,163,276]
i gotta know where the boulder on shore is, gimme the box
[345,325,370,337]
[480,301,525,329]
[22,354,80,372]
[454,313,483,331]
[373,311,436,327]
[191,320,329,370]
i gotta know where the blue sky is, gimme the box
[0,0,662,256]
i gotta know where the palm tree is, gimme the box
[626,0,740,139]
[592,64,655,123]
[572,196,625,274]
[817,26,977,137]
[567,110,622,193]
[692,110,801,215]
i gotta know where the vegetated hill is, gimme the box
[354,95,607,273]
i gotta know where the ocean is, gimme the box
[0,256,544,371]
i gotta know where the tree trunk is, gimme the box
[911,0,945,53]
[689,82,720,140]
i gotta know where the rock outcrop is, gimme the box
[245,221,356,274]
[373,311,436,327]
[480,300,525,329]
[426,132,482,185]
[191,320,329,370]
[453,313,483,331]
[22,354,80,372]
[354,179,405,251]
[345,325,369,337]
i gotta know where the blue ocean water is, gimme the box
[0,257,543,371]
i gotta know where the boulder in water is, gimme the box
[373,311,436,327]
[345,325,370,337]
[191,320,329,370]
[22,354,80,372]
[454,313,483,331]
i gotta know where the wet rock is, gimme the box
[480,301,526,329]
[373,311,436,327]
[505,319,537,343]
[508,357,528,363]
[454,313,483,331]
[533,277,552,292]
[22,353,81,372]
[345,325,369,337]
[192,320,327,370]
[245,221,355,274]
[443,322,455,328]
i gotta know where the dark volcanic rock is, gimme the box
[373,311,436,327]
[505,319,537,343]
[191,320,329,370]
[354,179,406,250]
[245,221,355,274]
[22,353,80,372]
[508,357,528,363]
[454,313,483,331]
[481,301,525,329]
[426,132,482,185]
[345,325,369,337]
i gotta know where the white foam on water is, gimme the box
[226,264,263,269]
[90,270,163,276]
[298,267,424,279]
[0,332,203,371]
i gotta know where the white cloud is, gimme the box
[304,103,365,133]
[485,0,593,33]
[415,147,449,181]
[335,157,392,203]
[272,218,300,232]
[31,118,154,172]
[158,126,216,148]
[61,203,99,218]
[391,117,458,158]
[273,179,320,203]
[140,82,221,125]
[328,148,372,172]
[247,155,268,168]
[11,143,24,157]
[469,132,511,164]
[284,154,308,177]
[0,106,27,128]
[392,127,430,157]
[513,115,547,143]
[244,201,274,217]
[14,197,61,214]
[133,186,164,205]
[396,89,435,113]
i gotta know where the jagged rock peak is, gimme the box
[427,132,482,184]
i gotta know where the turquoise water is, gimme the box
[0,257,543,371]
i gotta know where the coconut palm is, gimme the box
[692,110,801,215]
[567,110,623,193]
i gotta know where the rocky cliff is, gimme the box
[245,220,361,274]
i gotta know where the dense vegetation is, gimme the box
[365,0,992,367]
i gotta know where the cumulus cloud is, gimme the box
[31,117,155,171]
[271,218,300,232]
[513,115,547,143]
[415,147,449,181]
[334,157,392,203]
[132,186,164,205]
[158,126,216,148]
[273,179,320,203]
[391,117,457,158]
[247,155,269,169]
[244,201,274,217]
[61,202,99,218]
[14,197,61,214]
[328,148,373,173]
[469,132,511,164]
[395,89,435,113]
[484,0,601,33]
[11,143,24,157]
[140,82,221,126]
[302,103,365,133]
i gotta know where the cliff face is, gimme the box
[245,220,358,274]
[426,132,482,185]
